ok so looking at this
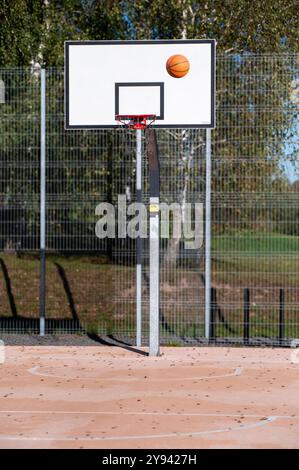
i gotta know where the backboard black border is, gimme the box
[65,39,216,130]
[115,82,164,120]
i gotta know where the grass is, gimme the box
[213,232,299,254]
[212,231,299,287]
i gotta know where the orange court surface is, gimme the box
[0,345,298,449]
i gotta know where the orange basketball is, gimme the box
[166,54,190,78]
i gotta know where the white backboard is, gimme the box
[65,40,216,129]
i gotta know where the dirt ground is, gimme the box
[0,344,298,449]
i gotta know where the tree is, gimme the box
[0,0,44,66]
[123,0,299,52]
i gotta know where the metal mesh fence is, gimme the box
[211,54,299,345]
[0,54,298,345]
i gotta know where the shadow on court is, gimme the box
[87,333,148,356]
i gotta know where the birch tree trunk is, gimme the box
[162,3,201,271]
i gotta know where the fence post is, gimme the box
[39,69,46,336]
[279,288,285,345]
[210,287,216,342]
[205,128,212,340]
[243,288,250,344]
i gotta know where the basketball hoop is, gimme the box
[115,114,156,130]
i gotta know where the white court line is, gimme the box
[0,416,277,442]
[27,365,243,381]
[8,355,297,366]
[0,410,297,419]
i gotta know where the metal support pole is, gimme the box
[145,129,160,357]
[39,69,46,336]
[205,128,212,340]
[149,197,159,356]
[136,129,142,347]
